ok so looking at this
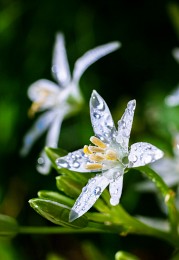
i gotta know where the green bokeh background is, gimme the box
[0,0,179,259]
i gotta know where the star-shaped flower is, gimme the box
[20,33,121,174]
[56,90,164,222]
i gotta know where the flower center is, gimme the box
[83,136,118,170]
[28,89,51,118]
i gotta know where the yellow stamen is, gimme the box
[90,136,107,148]
[28,102,42,118]
[88,146,105,153]
[85,163,103,170]
[89,153,105,162]
[83,145,92,155]
[105,149,118,161]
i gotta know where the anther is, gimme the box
[85,163,103,170]
[105,149,118,161]
[83,145,92,155]
[90,136,107,148]
[89,154,105,162]
[88,146,105,153]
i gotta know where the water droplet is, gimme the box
[37,157,45,166]
[82,187,88,193]
[131,155,138,163]
[72,161,80,168]
[91,95,105,111]
[56,158,69,168]
[94,186,101,195]
[122,121,126,128]
[93,112,101,119]
[122,156,129,165]
[76,201,81,206]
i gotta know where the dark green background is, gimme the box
[0,0,179,259]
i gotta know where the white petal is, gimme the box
[116,100,136,153]
[37,150,52,175]
[20,111,56,156]
[56,149,93,172]
[73,41,121,84]
[52,32,71,86]
[28,79,61,110]
[90,90,117,144]
[128,142,164,168]
[109,175,123,206]
[165,85,179,106]
[69,174,110,222]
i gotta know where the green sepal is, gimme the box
[0,214,19,238]
[29,198,88,229]
[115,251,139,260]
[38,190,74,207]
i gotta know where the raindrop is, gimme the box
[93,112,101,119]
[56,158,69,168]
[143,155,152,164]
[72,161,80,168]
[131,155,138,163]
[122,156,129,165]
[37,157,45,166]
[91,95,105,111]
[94,186,101,196]
[76,201,81,206]
[82,187,88,193]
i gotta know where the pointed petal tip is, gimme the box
[69,210,79,222]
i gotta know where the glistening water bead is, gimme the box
[56,158,69,168]
[92,95,105,111]
[94,186,101,195]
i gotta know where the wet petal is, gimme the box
[28,79,61,110]
[69,174,110,221]
[116,100,136,153]
[20,110,56,156]
[128,142,164,168]
[52,32,71,87]
[90,90,117,144]
[109,175,123,206]
[56,149,94,172]
[73,41,121,84]
[165,85,179,106]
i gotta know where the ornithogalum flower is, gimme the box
[56,90,164,222]
[20,32,121,174]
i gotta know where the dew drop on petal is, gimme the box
[130,154,138,163]
[93,112,101,119]
[82,187,88,193]
[37,157,45,166]
[92,95,105,111]
[56,158,69,168]
[94,186,101,196]
[72,161,80,168]
[143,155,152,164]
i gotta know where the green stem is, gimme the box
[138,166,179,237]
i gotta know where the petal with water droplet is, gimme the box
[109,175,123,206]
[128,142,164,168]
[116,100,136,153]
[90,90,117,144]
[69,174,110,221]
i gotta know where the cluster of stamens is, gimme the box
[83,136,118,170]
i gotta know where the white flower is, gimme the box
[20,33,121,174]
[56,90,164,222]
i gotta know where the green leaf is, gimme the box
[29,198,88,229]
[0,214,18,238]
[115,251,139,260]
[38,190,75,207]
[56,176,83,198]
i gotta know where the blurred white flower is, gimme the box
[56,90,163,222]
[21,33,121,174]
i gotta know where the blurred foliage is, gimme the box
[1,0,179,259]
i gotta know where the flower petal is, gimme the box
[20,110,56,156]
[109,175,123,206]
[69,174,110,222]
[28,79,61,110]
[165,85,179,106]
[116,100,136,153]
[128,142,164,168]
[37,110,68,174]
[56,149,94,172]
[73,41,121,84]
[52,32,71,87]
[90,90,117,144]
